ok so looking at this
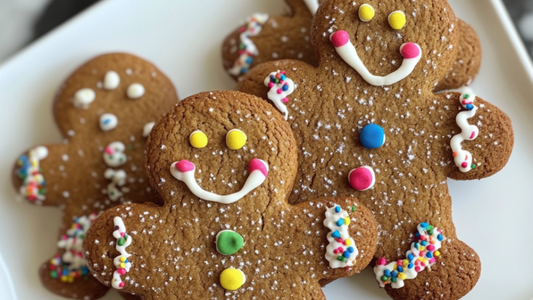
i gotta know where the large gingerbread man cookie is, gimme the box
[12,53,178,299]
[221,0,481,92]
[237,0,513,299]
[83,91,378,299]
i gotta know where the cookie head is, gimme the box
[315,0,459,88]
[146,91,297,208]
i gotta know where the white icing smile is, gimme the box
[170,158,269,204]
[330,30,422,86]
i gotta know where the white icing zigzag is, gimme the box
[323,205,358,269]
[263,71,295,120]
[450,87,479,172]
[228,13,269,76]
[111,217,132,289]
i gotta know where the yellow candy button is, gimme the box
[226,129,247,150]
[359,4,375,22]
[344,217,351,226]
[388,11,406,30]
[189,130,208,149]
[220,268,246,291]
[398,273,406,280]
[345,238,352,246]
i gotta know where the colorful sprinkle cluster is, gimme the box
[450,87,479,173]
[374,222,444,289]
[323,205,358,270]
[228,13,269,76]
[112,217,132,289]
[49,213,98,282]
[16,146,48,201]
[267,71,291,104]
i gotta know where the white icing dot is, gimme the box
[73,88,95,109]
[127,83,145,99]
[33,146,48,160]
[143,122,155,138]
[100,113,118,131]
[104,71,120,90]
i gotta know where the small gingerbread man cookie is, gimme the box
[237,0,513,299]
[221,0,481,92]
[83,91,379,299]
[12,53,178,300]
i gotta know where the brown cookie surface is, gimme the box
[12,53,178,299]
[221,0,481,91]
[237,0,513,299]
[84,91,378,299]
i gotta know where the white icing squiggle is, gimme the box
[170,159,268,204]
[56,214,98,273]
[450,87,479,172]
[17,146,48,201]
[104,169,127,201]
[373,222,443,289]
[323,205,358,269]
[228,13,269,76]
[263,71,295,120]
[103,142,127,167]
[111,217,132,289]
[304,0,319,14]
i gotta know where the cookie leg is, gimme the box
[385,239,481,300]
[435,20,482,91]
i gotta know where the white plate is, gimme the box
[0,0,532,299]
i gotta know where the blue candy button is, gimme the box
[360,124,385,149]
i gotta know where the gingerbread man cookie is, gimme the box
[83,91,378,299]
[12,53,178,299]
[237,0,513,299]
[222,0,481,92]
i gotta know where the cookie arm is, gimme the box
[287,197,378,285]
[12,143,72,206]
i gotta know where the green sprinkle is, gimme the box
[127,145,134,150]
[118,237,125,246]
[39,189,47,195]
[391,277,397,283]
[50,270,58,279]
[351,206,356,212]
[464,94,471,99]
[471,164,476,169]
[337,256,343,261]
[381,275,389,282]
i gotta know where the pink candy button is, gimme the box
[348,166,375,191]
[176,160,195,173]
[248,158,268,177]
[331,30,350,48]
[400,42,420,59]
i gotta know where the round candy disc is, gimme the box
[216,230,244,255]
[360,124,385,149]
[359,4,375,22]
[220,268,246,291]
[190,130,208,149]
[226,129,247,150]
[388,11,406,30]
[348,166,375,191]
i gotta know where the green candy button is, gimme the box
[216,230,244,255]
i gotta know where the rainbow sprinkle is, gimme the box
[111,217,132,289]
[323,205,358,270]
[374,222,444,289]
[228,13,269,76]
[49,213,98,282]
[16,146,48,201]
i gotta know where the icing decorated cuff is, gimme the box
[228,13,269,76]
[169,158,268,204]
[17,146,48,201]
[50,213,98,282]
[264,70,295,120]
[323,205,359,269]
[451,87,479,172]
[330,30,422,86]
[373,222,444,289]
[112,217,132,289]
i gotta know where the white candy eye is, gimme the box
[359,4,375,22]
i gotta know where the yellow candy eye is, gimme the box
[388,11,406,30]
[359,4,375,22]
[189,130,208,149]
[226,129,247,150]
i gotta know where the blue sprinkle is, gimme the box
[391,271,398,277]
[426,252,433,258]
[343,251,351,258]
[246,57,253,64]
[420,222,429,228]
[407,253,414,261]
[360,124,385,149]
[414,232,420,237]
[336,219,345,226]
[348,247,354,253]
[384,269,391,277]
[466,104,474,110]
[102,118,110,124]
[240,68,248,74]
[421,240,427,246]
[397,266,403,272]
[332,231,340,238]
[282,84,289,91]
[280,74,286,81]
[335,206,341,213]
[408,263,414,269]
[437,234,443,241]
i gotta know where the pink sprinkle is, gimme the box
[397,260,402,266]
[119,282,125,287]
[268,82,274,88]
[282,97,289,103]
[415,266,421,272]
[331,30,350,47]
[239,27,245,33]
[427,245,435,251]
[429,258,436,264]
[248,158,268,177]
[176,160,195,173]
[120,232,125,237]
[277,89,282,94]
[461,162,468,168]
[470,131,476,139]
[117,268,126,275]
[377,257,387,266]
[104,147,113,154]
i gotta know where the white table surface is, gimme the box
[0,0,532,299]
